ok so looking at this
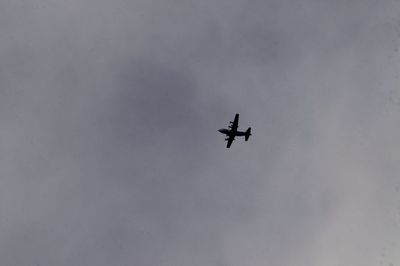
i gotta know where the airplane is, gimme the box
[218,113,251,148]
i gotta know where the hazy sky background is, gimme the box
[1,0,400,265]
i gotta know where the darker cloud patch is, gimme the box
[105,59,204,146]
[90,58,210,223]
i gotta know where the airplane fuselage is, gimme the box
[218,128,247,137]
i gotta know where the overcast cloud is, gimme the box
[1,0,400,265]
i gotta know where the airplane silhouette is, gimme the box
[218,113,251,148]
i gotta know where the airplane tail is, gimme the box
[245,127,251,141]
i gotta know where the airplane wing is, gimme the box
[228,113,239,131]
[226,135,235,148]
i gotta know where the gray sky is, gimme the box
[1,0,400,265]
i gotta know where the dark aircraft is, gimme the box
[218,113,251,148]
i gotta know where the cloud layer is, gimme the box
[1,0,400,265]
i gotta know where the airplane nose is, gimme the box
[218,129,223,133]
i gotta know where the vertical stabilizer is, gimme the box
[245,127,251,141]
